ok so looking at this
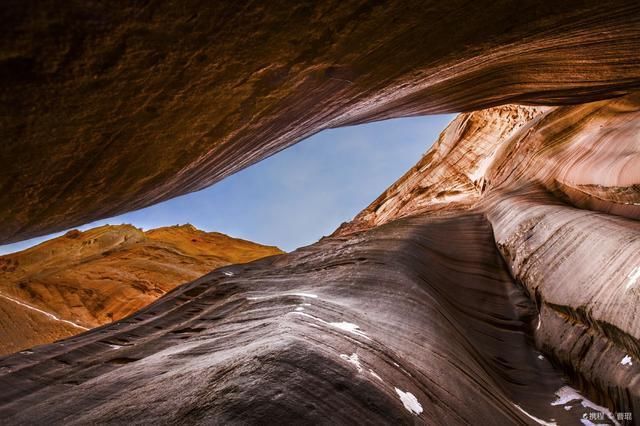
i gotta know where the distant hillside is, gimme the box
[0,224,283,355]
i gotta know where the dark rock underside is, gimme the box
[0,212,588,424]
[2,0,640,243]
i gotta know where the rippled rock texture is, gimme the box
[1,1,640,424]
[0,224,281,356]
[0,212,598,424]
[339,93,640,420]
[2,0,640,243]
[1,95,638,423]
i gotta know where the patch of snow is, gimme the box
[551,386,581,406]
[328,322,371,340]
[295,307,305,311]
[223,271,234,277]
[580,419,596,426]
[564,405,572,411]
[247,292,318,301]
[0,292,88,330]
[290,312,371,340]
[626,266,640,290]
[621,355,633,366]
[551,386,619,425]
[369,369,383,382]
[513,404,557,426]
[538,354,545,360]
[339,353,363,373]
[290,293,318,299]
[395,388,423,415]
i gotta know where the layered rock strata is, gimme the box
[0,2,639,424]
[2,1,640,243]
[0,213,595,424]
[0,224,282,355]
[339,93,640,418]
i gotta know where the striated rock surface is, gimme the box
[1,94,638,423]
[339,92,640,418]
[0,224,282,356]
[2,1,640,243]
[1,2,640,424]
[0,213,597,424]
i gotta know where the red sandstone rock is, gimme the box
[0,224,282,355]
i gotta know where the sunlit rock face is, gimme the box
[2,1,640,244]
[339,93,640,417]
[0,224,281,356]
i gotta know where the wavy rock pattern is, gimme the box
[340,93,640,419]
[2,1,640,243]
[1,2,640,424]
[0,213,594,424]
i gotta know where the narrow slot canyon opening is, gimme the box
[0,114,454,356]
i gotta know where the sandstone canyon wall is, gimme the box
[0,95,638,424]
[2,0,640,243]
[338,93,640,418]
[0,1,639,425]
[0,224,282,356]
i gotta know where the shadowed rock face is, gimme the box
[1,2,640,424]
[2,1,640,243]
[0,224,282,356]
[339,93,640,418]
[0,213,594,424]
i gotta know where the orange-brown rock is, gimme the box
[0,224,282,355]
[2,1,640,244]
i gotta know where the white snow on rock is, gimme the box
[621,355,633,366]
[551,386,619,425]
[248,292,318,300]
[0,292,88,330]
[394,388,423,415]
[328,322,371,340]
[369,369,383,382]
[513,404,557,426]
[289,312,371,340]
[339,353,363,373]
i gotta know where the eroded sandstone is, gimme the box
[0,224,281,355]
[1,2,639,424]
[2,1,640,243]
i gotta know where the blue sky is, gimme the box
[0,115,454,254]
